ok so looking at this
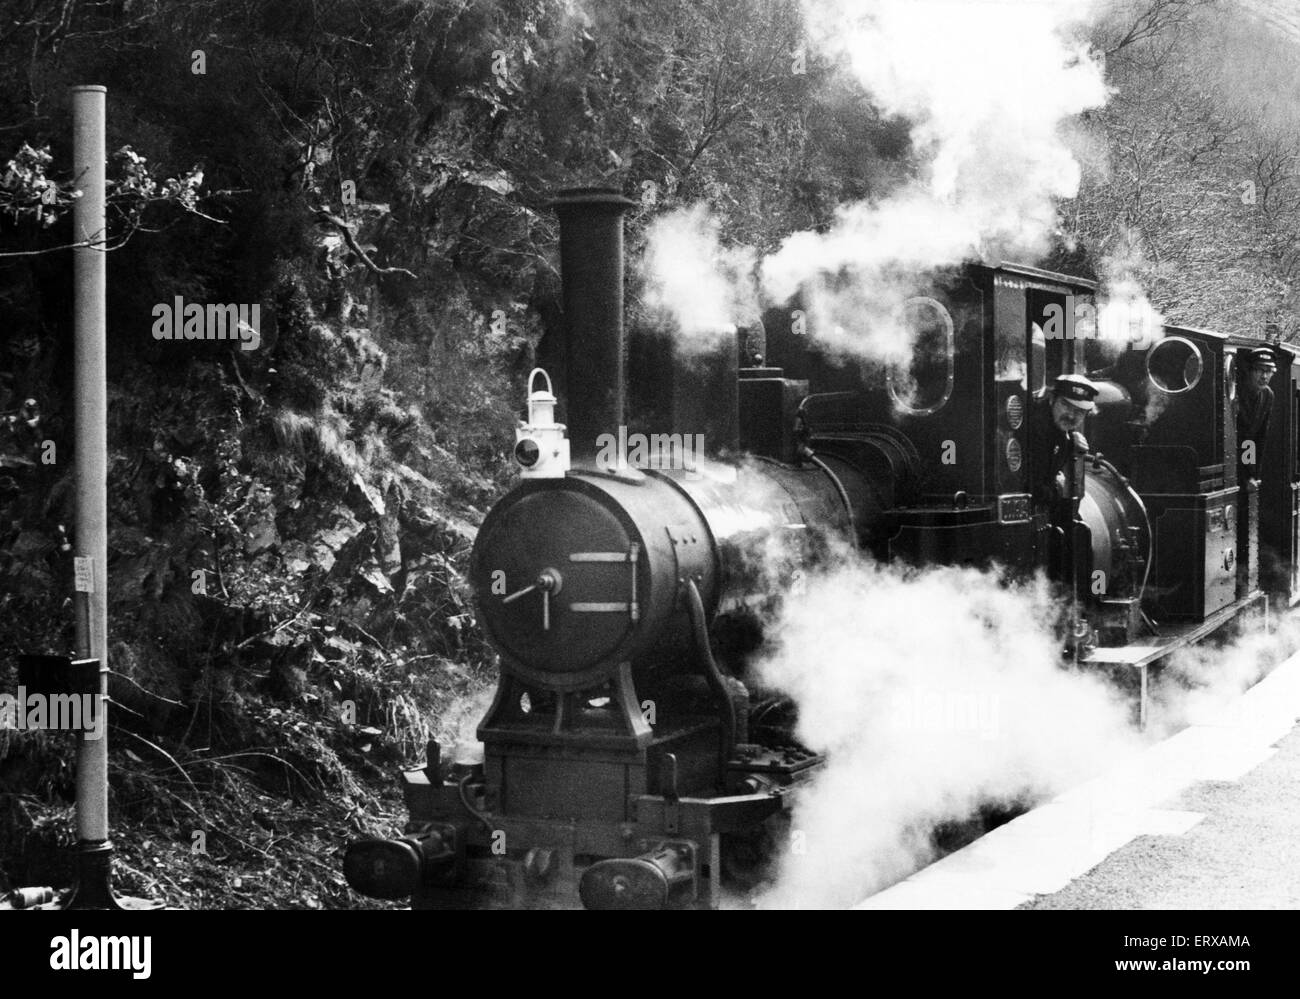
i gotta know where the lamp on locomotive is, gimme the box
[514,368,570,478]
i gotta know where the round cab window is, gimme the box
[1146,336,1203,394]
[888,297,955,416]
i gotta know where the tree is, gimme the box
[1068,0,1300,337]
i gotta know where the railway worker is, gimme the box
[1027,373,1099,510]
[1027,374,1099,590]
[1237,347,1276,485]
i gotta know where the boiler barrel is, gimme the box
[470,459,860,691]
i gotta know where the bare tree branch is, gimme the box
[313,207,416,279]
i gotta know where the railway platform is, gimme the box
[858,644,1300,910]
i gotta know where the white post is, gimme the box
[71,84,108,845]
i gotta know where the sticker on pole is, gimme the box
[74,557,94,593]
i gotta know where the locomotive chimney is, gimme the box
[553,188,636,460]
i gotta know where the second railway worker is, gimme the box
[1237,346,1276,484]
[1236,347,1276,597]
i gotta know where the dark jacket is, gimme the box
[1027,395,1077,510]
[1237,385,1273,475]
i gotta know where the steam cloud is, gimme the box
[1149,607,1300,736]
[1092,227,1166,358]
[767,0,1106,271]
[640,204,758,352]
[764,0,1109,362]
[437,685,496,764]
[752,559,1140,909]
[638,1,1127,365]
[746,552,1297,909]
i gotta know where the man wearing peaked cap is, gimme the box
[1025,372,1101,590]
[1247,345,1278,366]
[1027,373,1099,511]
[1237,346,1276,484]
[1052,372,1100,414]
[1244,346,1277,383]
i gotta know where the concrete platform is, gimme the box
[857,646,1300,910]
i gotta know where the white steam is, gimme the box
[1143,384,1171,427]
[640,204,758,352]
[795,0,1104,252]
[757,0,1109,362]
[753,559,1140,909]
[436,685,496,763]
[748,554,1299,908]
[637,2,1119,364]
[1092,228,1165,357]
[1149,607,1300,736]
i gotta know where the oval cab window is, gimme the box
[1146,336,1203,394]
[889,297,955,416]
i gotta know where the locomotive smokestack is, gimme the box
[553,188,635,460]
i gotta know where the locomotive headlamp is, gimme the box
[514,438,541,468]
[514,368,570,479]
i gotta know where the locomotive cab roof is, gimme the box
[987,261,1099,294]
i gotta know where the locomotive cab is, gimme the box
[769,262,1154,650]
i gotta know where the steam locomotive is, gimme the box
[343,188,1299,909]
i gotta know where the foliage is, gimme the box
[1,142,209,248]
[1067,0,1300,338]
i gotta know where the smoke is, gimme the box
[1096,281,1163,352]
[635,3,1181,369]
[752,558,1140,909]
[762,194,976,366]
[1092,227,1165,359]
[806,0,1105,249]
[1148,606,1300,737]
[640,204,758,352]
[1085,230,1172,422]
[435,685,496,764]
[634,3,1185,371]
[1143,385,1171,427]
[754,0,1109,363]
[744,549,1298,908]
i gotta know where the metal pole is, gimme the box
[58,85,160,911]
[71,85,108,848]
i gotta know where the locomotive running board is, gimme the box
[1082,589,1269,728]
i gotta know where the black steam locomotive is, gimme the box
[343,189,1300,909]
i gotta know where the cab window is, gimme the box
[888,297,954,415]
